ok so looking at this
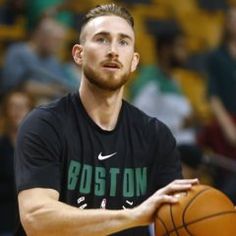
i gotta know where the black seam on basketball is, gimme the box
[182,187,211,236]
[167,210,236,234]
[170,203,179,236]
[155,215,170,236]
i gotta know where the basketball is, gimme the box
[155,184,236,236]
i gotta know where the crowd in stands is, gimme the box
[0,90,34,236]
[0,0,236,235]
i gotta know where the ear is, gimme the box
[72,44,83,66]
[131,52,140,72]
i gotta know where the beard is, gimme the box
[83,65,130,91]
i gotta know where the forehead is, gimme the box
[81,15,135,40]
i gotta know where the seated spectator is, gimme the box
[199,7,236,160]
[131,30,203,170]
[198,7,236,204]
[0,90,34,236]
[25,0,74,31]
[1,17,80,102]
[132,31,196,142]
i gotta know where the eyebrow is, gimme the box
[93,31,133,41]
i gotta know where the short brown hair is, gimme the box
[80,3,134,42]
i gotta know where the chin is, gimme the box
[85,68,129,90]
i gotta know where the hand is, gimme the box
[131,179,199,226]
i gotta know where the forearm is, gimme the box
[210,96,233,128]
[24,81,66,98]
[21,200,137,236]
[19,179,199,236]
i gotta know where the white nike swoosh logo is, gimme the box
[126,200,134,206]
[98,152,117,161]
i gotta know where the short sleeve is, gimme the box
[151,120,183,189]
[15,108,63,193]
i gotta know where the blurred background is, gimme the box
[0,0,236,235]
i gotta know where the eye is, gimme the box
[119,39,129,46]
[96,37,108,44]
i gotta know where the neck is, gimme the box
[79,78,124,131]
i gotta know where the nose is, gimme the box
[107,42,118,58]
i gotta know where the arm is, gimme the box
[18,179,199,236]
[210,96,236,147]
[2,45,28,91]
[23,80,67,100]
[206,51,236,147]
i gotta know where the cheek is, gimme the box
[122,48,134,60]
[122,54,135,69]
[83,48,101,65]
[83,41,105,58]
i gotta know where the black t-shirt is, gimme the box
[0,135,18,233]
[15,93,182,236]
[207,46,236,114]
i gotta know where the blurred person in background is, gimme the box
[0,90,34,236]
[131,30,203,167]
[198,6,236,204]
[1,16,80,102]
[24,0,74,31]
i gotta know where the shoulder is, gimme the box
[19,93,73,133]
[123,100,172,136]
[39,93,73,114]
[6,42,28,55]
[124,101,177,154]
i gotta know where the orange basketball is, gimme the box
[155,184,236,236]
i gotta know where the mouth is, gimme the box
[102,62,121,71]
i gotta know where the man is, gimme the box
[198,7,236,204]
[131,30,203,166]
[15,4,198,236]
[2,17,78,100]
[131,31,193,145]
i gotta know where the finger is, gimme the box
[155,195,178,207]
[172,179,199,184]
[158,182,196,195]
